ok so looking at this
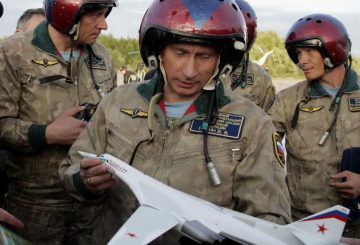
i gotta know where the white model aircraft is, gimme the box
[79,151,350,245]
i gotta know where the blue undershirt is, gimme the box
[164,100,193,118]
[320,82,340,97]
[60,50,81,62]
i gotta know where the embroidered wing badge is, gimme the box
[32,58,59,67]
[299,106,324,113]
[120,108,148,118]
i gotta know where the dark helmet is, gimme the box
[0,1,3,18]
[234,0,257,52]
[139,0,247,74]
[285,13,351,68]
[44,0,117,35]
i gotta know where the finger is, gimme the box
[340,237,360,245]
[87,173,114,187]
[61,106,86,117]
[0,209,24,229]
[331,171,348,180]
[80,158,102,170]
[86,164,108,177]
[85,174,115,193]
[95,179,117,192]
[329,181,352,190]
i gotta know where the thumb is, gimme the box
[60,106,86,117]
[0,209,24,229]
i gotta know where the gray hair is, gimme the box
[16,8,45,31]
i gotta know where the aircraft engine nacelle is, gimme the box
[181,220,225,244]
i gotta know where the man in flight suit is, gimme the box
[60,0,291,244]
[222,0,276,111]
[0,0,117,244]
[268,14,360,238]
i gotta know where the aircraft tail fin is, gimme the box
[288,205,349,244]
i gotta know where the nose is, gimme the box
[182,56,197,81]
[98,16,108,30]
[297,50,309,68]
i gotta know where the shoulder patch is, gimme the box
[272,133,285,168]
[189,112,244,139]
[86,55,106,70]
[231,73,254,90]
[299,106,324,113]
[120,108,148,118]
[348,97,360,112]
[32,58,59,67]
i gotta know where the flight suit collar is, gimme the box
[137,72,231,115]
[308,69,359,97]
[32,21,58,56]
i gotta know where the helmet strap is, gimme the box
[203,58,221,91]
[147,55,158,70]
[324,57,334,72]
[68,22,80,41]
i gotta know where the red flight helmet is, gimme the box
[234,0,257,52]
[285,13,351,68]
[139,0,247,73]
[44,0,117,35]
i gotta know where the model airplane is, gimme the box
[78,151,350,245]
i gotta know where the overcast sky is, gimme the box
[1,0,359,55]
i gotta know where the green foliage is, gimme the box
[250,31,304,79]
[98,34,142,72]
[4,32,358,78]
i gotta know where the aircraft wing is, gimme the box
[107,205,179,245]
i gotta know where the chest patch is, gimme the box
[32,58,59,67]
[120,108,148,118]
[189,112,244,139]
[348,97,360,112]
[299,106,324,113]
[86,55,106,70]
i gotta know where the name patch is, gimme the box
[348,97,360,112]
[189,112,244,139]
[86,55,106,70]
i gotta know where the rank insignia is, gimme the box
[32,58,59,67]
[86,55,106,70]
[348,97,360,112]
[272,133,285,168]
[189,112,244,139]
[299,106,324,113]
[121,108,148,118]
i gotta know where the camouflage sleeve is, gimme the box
[267,92,288,138]
[0,45,35,152]
[260,73,276,112]
[59,97,108,202]
[233,115,291,224]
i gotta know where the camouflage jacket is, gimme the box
[222,60,276,111]
[268,69,360,220]
[60,74,291,244]
[0,21,116,210]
